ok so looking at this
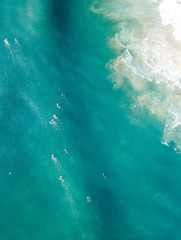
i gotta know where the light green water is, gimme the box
[1,0,181,240]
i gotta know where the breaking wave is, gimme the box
[92,0,181,150]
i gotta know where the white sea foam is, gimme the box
[159,0,181,41]
[92,0,181,150]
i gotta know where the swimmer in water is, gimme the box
[53,114,58,120]
[49,119,56,125]
[51,155,57,164]
[15,38,19,44]
[51,154,56,160]
[64,148,68,154]
[59,176,64,182]
[102,173,106,178]
[61,93,66,99]
[4,38,10,46]
[56,103,61,109]
[87,196,91,202]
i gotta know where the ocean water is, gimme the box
[1,0,181,239]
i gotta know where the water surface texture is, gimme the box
[1,0,181,240]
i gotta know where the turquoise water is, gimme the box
[1,0,181,239]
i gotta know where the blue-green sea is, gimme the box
[1,0,181,239]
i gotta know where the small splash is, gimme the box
[161,139,170,147]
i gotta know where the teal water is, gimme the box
[1,0,181,239]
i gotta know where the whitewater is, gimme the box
[92,0,181,151]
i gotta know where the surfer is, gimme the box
[49,119,56,125]
[4,38,10,46]
[61,93,66,99]
[59,176,64,182]
[56,103,61,109]
[64,148,68,154]
[15,38,19,44]
[51,154,56,160]
[102,173,106,178]
[53,114,58,120]
[87,196,91,202]
[51,155,57,163]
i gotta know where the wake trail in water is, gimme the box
[4,38,22,62]
[51,153,102,239]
